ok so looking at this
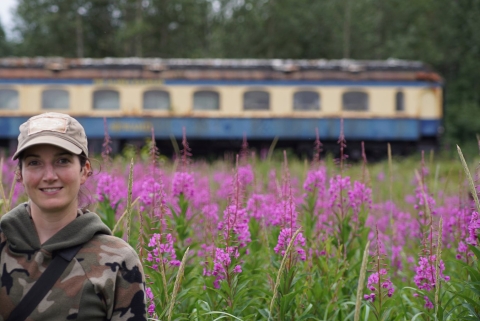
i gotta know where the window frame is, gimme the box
[143,89,171,111]
[243,89,271,111]
[41,88,70,110]
[293,90,321,111]
[342,90,369,112]
[0,88,20,110]
[395,90,405,112]
[92,88,120,110]
[193,89,220,111]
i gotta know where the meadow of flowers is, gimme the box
[1,132,480,321]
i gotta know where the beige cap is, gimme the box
[13,112,88,160]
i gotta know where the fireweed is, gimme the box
[364,227,395,321]
[140,132,190,319]
[6,137,480,319]
[412,226,450,311]
[94,169,128,232]
[201,158,254,315]
[450,209,480,264]
[96,172,127,210]
[0,156,23,212]
[264,153,310,321]
[147,232,181,268]
[323,173,372,253]
[273,153,306,262]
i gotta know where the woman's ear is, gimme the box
[15,168,23,183]
[80,160,92,185]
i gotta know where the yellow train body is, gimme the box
[0,58,443,156]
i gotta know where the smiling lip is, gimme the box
[40,187,63,193]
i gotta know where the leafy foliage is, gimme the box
[1,0,480,146]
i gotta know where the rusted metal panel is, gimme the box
[0,58,443,83]
[0,116,427,140]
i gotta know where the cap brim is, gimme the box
[13,135,83,160]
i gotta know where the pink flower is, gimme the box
[145,287,155,315]
[413,186,437,217]
[274,228,307,261]
[467,211,480,246]
[147,233,181,267]
[145,287,154,299]
[246,194,266,220]
[138,176,169,215]
[96,172,126,211]
[214,172,234,199]
[364,293,376,302]
[202,203,219,226]
[424,296,434,309]
[456,241,469,260]
[303,167,326,193]
[238,165,254,187]
[172,171,195,199]
[364,269,394,302]
[233,265,242,273]
[348,181,372,216]
[218,203,251,248]
[148,304,155,315]
[204,247,242,288]
[327,175,351,210]
[413,255,450,292]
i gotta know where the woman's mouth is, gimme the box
[40,187,63,192]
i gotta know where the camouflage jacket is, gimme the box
[0,203,147,321]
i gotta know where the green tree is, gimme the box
[7,0,480,149]
[0,20,12,56]
[14,0,124,57]
[140,0,213,58]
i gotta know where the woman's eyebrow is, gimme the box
[54,152,73,157]
[23,152,72,158]
[23,153,39,158]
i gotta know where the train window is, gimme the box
[396,91,405,111]
[42,89,70,109]
[93,89,120,110]
[193,90,219,110]
[143,90,170,110]
[342,91,369,111]
[244,90,270,110]
[293,91,320,110]
[0,89,19,110]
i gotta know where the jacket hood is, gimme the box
[0,203,112,253]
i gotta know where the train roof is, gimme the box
[0,57,442,82]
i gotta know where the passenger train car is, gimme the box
[0,58,443,157]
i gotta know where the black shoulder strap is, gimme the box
[6,244,83,321]
[0,228,5,255]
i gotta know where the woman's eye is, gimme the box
[27,160,39,166]
[58,158,70,164]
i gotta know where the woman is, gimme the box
[0,112,146,321]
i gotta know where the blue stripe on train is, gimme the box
[0,78,442,87]
[0,117,440,140]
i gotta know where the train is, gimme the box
[0,57,443,158]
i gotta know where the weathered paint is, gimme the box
[420,120,441,136]
[0,84,442,119]
[0,116,440,141]
[163,80,442,87]
[0,78,442,87]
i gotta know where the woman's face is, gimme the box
[20,144,90,216]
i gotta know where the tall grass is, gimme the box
[2,143,480,320]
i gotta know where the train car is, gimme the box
[0,57,443,158]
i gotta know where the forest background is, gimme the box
[0,0,479,156]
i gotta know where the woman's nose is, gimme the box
[43,165,58,181]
